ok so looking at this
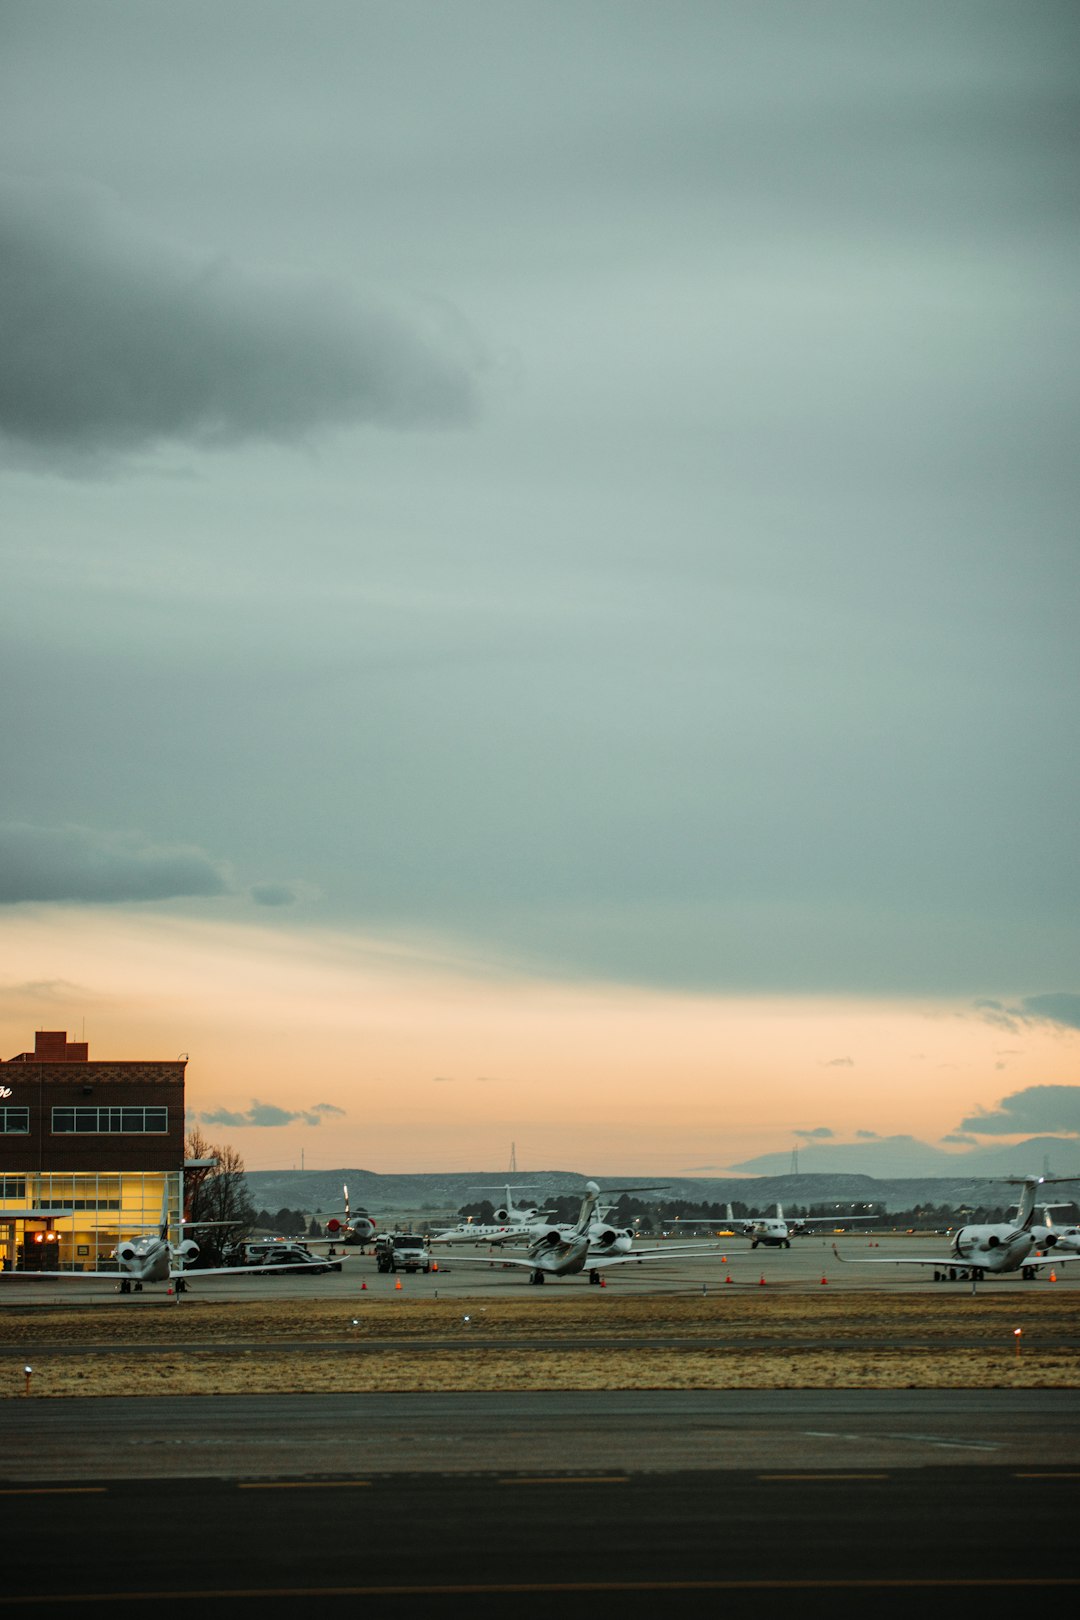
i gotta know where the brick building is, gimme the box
[0,1031,186,1272]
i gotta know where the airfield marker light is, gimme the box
[1014,1328,1022,1357]
[23,1365,31,1396]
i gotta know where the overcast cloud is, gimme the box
[1,1,1077,1004]
[0,174,480,466]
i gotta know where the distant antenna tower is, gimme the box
[790,1144,799,1176]
[509,1141,517,1173]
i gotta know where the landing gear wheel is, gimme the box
[119,1279,131,1294]
[134,1282,143,1293]
[530,1270,546,1285]
[589,1270,601,1284]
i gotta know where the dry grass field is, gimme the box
[3,1289,1079,1397]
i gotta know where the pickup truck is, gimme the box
[374,1234,431,1274]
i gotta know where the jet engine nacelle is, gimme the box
[493,1208,510,1223]
[116,1241,139,1264]
[176,1238,201,1264]
[536,1229,565,1250]
[590,1227,620,1250]
[954,1226,999,1260]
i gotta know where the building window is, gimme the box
[51,1106,169,1135]
[0,1177,27,1199]
[0,1108,29,1134]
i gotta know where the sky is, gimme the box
[1,2,1078,1176]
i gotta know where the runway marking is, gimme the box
[238,1480,372,1490]
[3,1577,1079,1604]
[803,1429,999,1451]
[503,1476,629,1486]
[0,1487,107,1496]
[758,1473,888,1481]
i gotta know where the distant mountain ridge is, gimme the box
[245,1142,1080,1219]
[729,1134,1080,1180]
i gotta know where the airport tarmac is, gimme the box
[2,1230,1075,1306]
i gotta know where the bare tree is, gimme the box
[184,1126,256,1242]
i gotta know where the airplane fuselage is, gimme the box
[950,1225,1034,1274]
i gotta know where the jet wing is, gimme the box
[588,1244,734,1268]
[430,1251,548,1270]
[830,1248,962,1267]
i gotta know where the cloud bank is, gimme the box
[975,995,1080,1035]
[199,1100,346,1129]
[959,1084,1080,1138]
[0,823,229,904]
[0,176,480,465]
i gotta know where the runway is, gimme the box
[0,1449,1077,1617]
[5,1389,1080,1479]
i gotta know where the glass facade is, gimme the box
[0,1171,181,1272]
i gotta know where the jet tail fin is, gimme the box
[574,1182,601,1236]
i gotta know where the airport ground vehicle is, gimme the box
[231,1240,343,1276]
[374,1233,431,1274]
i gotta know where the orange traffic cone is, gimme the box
[432,1261,438,1272]
[1050,1270,1058,1283]
[360,1281,366,1290]
[725,1274,733,1284]
[759,1274,766,1286]
[820,1274,828,1285]
[395,1277,402,1290]
[599,1275,606,1287]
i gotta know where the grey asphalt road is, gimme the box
[4,1389,1080,1479]
[0,1459,1076,1617]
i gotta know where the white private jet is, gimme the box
[1017,1201,1080,1256]
[726,1203,873,1250]
[832,1175,1080,1282]
[0,1200,329,1294]
[442,1182,726,1285]
[432,1185,558,1244]
[309,1184,377,1251]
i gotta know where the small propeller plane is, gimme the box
[832,1175,1080,1282]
